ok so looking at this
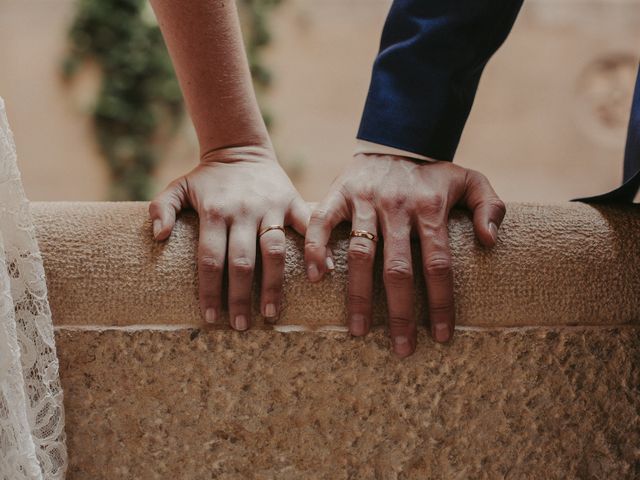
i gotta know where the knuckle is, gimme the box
[148,199,161,215]
[262,284,282,299]
[356,187,376,203]
[467,168,484,181]
[383,260,413,284]
[231,257,254,276]
[418,226,441,242]
[416,192,445,216]
[237,199,260,216]
[424,255,452,277]
[466,168,489,188]
[348,242,375,264]
[384,230,410,245]
[263,244,286,263]
[419,226,449,251]
[228,298,250,310]
[167,178,184,195]
[200,293,220,309]
[490,198,507,216]
[348,292,371,308]
[380,192,408,211]
[310,208,330,225]
[388,316,411,330]
[304,239,325,252]
[262,282,283,298]
[430,302,454,316]
[201,203,224,223]
[199,256,223,275]
[168,177,184,188]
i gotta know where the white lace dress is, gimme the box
[0,98,67,479]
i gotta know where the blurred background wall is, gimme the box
[1,0,639,203]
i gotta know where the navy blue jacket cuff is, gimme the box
[357,0,524,161]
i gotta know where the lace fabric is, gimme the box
[0,98,67,479]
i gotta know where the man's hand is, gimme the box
[305,153,505,357]
[149,145,310,330]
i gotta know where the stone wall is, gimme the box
[32,201,640,479]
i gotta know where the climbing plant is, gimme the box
[63,0,283,200]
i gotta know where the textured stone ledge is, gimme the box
[30,201,640,478]
[32,201,640,328]
[56,326,640,479]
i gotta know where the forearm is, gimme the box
[150,0,270,157]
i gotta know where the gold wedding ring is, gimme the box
[350,229,378,242]
[259,225,285,237]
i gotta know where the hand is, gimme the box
[149,145,310,330]
[305,153,506,357]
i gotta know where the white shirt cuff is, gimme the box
[354,140,437,162]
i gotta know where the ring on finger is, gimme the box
[350,229,378,242]
[259,225,285,237]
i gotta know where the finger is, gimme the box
[289,197,334,272]
[417,212,455,344]
[287,196,311,236]
[197,210,227,325]
[304,192,348,282]
[148,178,187,241]
[379,210,416,358]
[227,221,258,331]
[461,170,507,248]
[347,202,378,337]
[259,214,286,323]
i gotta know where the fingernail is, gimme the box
[325,257,335,271]
[434,323,451,342]
[265,303,277,318]
[488,221,498,242]
[393,335,412,357]
[205,308,216,324]
[153,219,162,238]
[307,263,321,282]
[350,313,366,336]
[234,315,248,331]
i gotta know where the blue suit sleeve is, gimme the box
[357,0,524,161]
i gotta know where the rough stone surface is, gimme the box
[56,327,640,479]
[32,202,640,329]
[32,201,640,478]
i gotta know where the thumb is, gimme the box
[148,178,187,241]
[461,170,506,248]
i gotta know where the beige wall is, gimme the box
[0,0,110,200]
[1,0,639,202]
[266,0,640,201]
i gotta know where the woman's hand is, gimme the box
[305,153,506,357]
[149,145,310,330]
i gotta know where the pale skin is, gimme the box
[148,0,311,330]
[149,0,506,356]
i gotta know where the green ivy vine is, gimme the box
[63,0,282,200]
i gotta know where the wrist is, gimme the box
[200,141,277,165]
[354,139,437,162]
